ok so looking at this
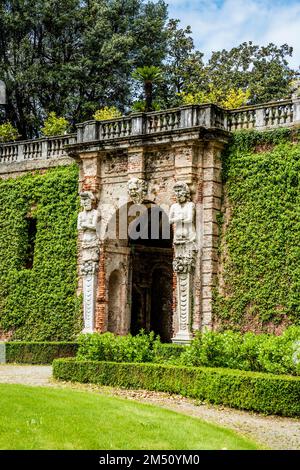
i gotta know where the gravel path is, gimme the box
[1,364,300,450]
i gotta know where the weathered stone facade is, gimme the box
[1,97,300,342]
[69,111,229,342]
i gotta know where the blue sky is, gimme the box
[164,0,300,69]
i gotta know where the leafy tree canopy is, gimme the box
[0,1,298,138]
[0,0,168,138]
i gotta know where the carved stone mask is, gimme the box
[127,177,147,204]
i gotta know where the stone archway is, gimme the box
[128,204,173,341]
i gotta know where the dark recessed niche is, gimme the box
[25,216,37,269]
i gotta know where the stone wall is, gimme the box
[1,98,300,342]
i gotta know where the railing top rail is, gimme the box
[0,133,76,146]
[1,97,299,164]
[76,116,132,128]
[227,99,293,113]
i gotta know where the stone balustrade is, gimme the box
[1,97,300,164]
[0,134,76,164]
[227,99,295,131]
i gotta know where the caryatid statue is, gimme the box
[169,182,197,344]
[169,181,197,259]
[77,191,100,333]
[77,191,100,264]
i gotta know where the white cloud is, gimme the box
[165,0,300,69]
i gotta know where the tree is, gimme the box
[0,0,169,138]
[132,66,163,111]
[159,19,205,108]
[184,42,297,105]
[179,87,250,109]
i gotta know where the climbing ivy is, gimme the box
[215,130,300,331]
[0,165,82,340]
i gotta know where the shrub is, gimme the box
[131,100,161,112]
[0,121,19,142]
[53,359,300,417]
[180,327,300,375]
[179,87,250,109]
[5,342,78,364]
[257,326,300,375]
[41,112,69,136]
[93,107,122,121]
[153,343,186,363]
[77,330,160,363]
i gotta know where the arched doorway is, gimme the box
[129,204,173,342]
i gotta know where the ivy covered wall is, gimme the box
[215,129,300,333]
[0,165,82,340]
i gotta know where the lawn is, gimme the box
[0,384,259,450]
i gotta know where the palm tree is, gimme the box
[132,66,163,112]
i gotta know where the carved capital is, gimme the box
[173,253,196,274]
[80,260,99,276]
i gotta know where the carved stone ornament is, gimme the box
[80,260,99,276]
[127,177,148,204]
[173,254,196,274]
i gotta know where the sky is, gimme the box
[164,0,300,70]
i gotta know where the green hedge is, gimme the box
[154,343,186,362]
[6,342,78,364]
[53,358,300,417]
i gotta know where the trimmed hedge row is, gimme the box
[53,358,300,417]
[5,342,78,364]
[154,343,186,362]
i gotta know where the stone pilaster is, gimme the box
[78,151,101,195]
[81,261,98,332]
[201,141,223,329]
[127,147,145,179]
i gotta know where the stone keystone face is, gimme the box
[127,177,148,204]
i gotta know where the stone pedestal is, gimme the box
[81,260,98,332]
[172,270,194,344]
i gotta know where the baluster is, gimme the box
[288,104,293,123]
[116,121,121,138]
[271,107,276,126]
[120,120,125,137]
[102,124,107,139]
[274,106,280,126]
[281,105,287,124]
[110,123,115,139]
[147,116,152,133]
[156,115,160,132]
[231,113,237,130]
[162,113,168,131]
[264,108,269,127]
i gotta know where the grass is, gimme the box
[0,383,260,450]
